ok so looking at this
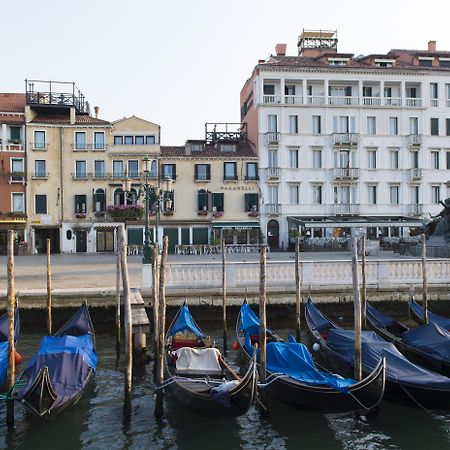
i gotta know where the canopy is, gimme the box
[0,308,20,342]
[410,301,450,330]
[0,341,7,386]
[402,323,450,364]
[175,347,222,375]
[168,304,205,338]
[327,329,450,389]
[266,339,356,393]
[366,303,401,329]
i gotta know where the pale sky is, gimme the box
[3,0,450,144]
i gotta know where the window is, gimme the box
[10,158,24,181]
[224,162,237,180]
[93,188,106,212]
[384,87,392,98]
[244,193,259,212]
[114,188,125,206]
[34,131,46,149]
[410,117,419,135]
[268,149,278,168]
[313,185,323,204]
[114,136,123,145]
[368,185,377,205]
[75,160,87,178]
[363,86,372,97]
[389,117,398,135]
[135,136,144,145]
[368,149,377,169]
[75,195,87,214]
[162,164,176,180]
[431,118,439,136]
[268,114,277,132]
[289,184,300,204]
[390,150,399,169]
[289,149,299,169]
[411,151,419,169]
[197,190,208,211]
[419,59,433,67]
[285,85,296,95]
[447,151,450,170]
[128,160,139,177]
[335,150,350,169]
[124,136,133,145]
[446,118,450,136]
[212,192,224,212]
[288,115,298,134]
[12,193,24,212]
[411,185,420,204]
[10,126,21,142]
[146,135,156,145]
[312,115,322,134]
[430,83,438,99]
[367,116,376,135]
[113,161,124,177]
[35,160,46,177]
[268,185,278,204]
[332,115,356,133]
[94,160,105,177]
[432,185,441,204]
[246,162,258,180]
[35,194,47,214]
[195,164,211,181]
[390,186,399,205]
[312,149,322,169]
[94,132,105,150]
[431,151,440,169]
[75,132,86,150]
[263,85,275,95]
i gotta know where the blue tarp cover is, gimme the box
[402,323,450,363]
[168,304,205,338]
[0,341,7,386]
[0,309,20,342]
[327,329,450,389]
[306,301,334,332]
[239,302,261,336]
[410,301,450,330]
[366,303,402,329]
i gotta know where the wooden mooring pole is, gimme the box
[361,236,367,327]
[6,230,15,425]
[295,237,301,342]
[351,237,362,382]
[259,244,267,408]
[155,236,168,418]
[222,238,227,354]
[46,238,52,335]
[421,233,429,324]
[116,244,121,348]
[152,244,159,375]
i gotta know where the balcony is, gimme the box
[334,203,360,216]
[32,172,49,180]
[430,99,439,107]
[306,96,325,105]
[328,96,359,106]
[266,167,281,179]
[384,98,402,106]
[284,95,303,105]
[405,98,422,107]
[267,203,282,215]
[410,204,423,216]
[362,97,381,106]
[266,132,280,145]
[333,167,359,180]
[2,140,24,151]
[72,172,89,180]
[223,175,238,182]
[263,95,282,104]
[92,172,107,180]
[410,168,422,180]
[72,143,108,151]
[9,172,25,183]
[332,133,359,146]
[407,134,422,147]
[31,142,48,151]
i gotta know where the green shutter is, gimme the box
[127,228,143,245]
[181,228,190,244]
[193,227,208,244]
[163,228,178,253]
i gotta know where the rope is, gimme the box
[155,376,226,390]
[396,381,431,413]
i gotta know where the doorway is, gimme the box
[97,230,114,252]
[75,230,87,253]
[267,219,279,250]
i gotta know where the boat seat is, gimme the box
[172,338,202,351]
[174,347,223,376]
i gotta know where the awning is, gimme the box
[212,221,260,229]
[288,216,424,229]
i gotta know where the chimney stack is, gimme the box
[428,40,436,52]
[275,43,287,56]
[94,106,99,118]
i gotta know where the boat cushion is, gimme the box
[175,347,222,375]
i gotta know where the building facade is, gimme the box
[240,31,450,250]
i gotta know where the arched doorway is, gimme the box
[267,219,279,250]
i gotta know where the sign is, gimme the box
[221,185,257,191]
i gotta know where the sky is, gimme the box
[3,0,450,145]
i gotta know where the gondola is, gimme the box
[366,302,450,376]
[409,297,450,330]
[305,298,450,411]
[236,302,386,414]
[12,304,96,418]
[0,307,20,390]
[163,303,257,417]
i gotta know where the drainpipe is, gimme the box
[59,127,64,223]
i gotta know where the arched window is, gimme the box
[94,188,106,212]
[127,188,138,205]
[114,187,138,206]
[114,188,125,206]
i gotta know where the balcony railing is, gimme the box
[306,96,325,105]
[267,203,282,215]
[362,97,381,106]
[92,172,107,179]
[72,172,88,180]
[9,172,25,182]
[266,167,281,179]
[223,175,238,181]
[284,95,303,105]
[407,134,422,146]
[333,167,359,179]
[334,203,360,215]
[263,95,282,104]
[410,204,423,215]
[405,98,422,107]
[266,132,280,144]
[71,143,107,151]
[332,133,359,146]
[329,96,359,106]
[410,168,423,179]
[430,99,439,107]
[32,172,49,179]
[384,98,402,106]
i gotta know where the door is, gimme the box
[267,219,279,250]
[163,228,178,254]
[97,230,114,252]
[76,230,87,253]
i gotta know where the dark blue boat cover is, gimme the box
[0,341,7,386]
[327,329,450,389]
[410,301,450,330]
[0,308,20,342]
[167,304,205,338]
[402,323,450,363]
[239,302,261,336]
[366,303,402,329]
[55,305,92,338]
[305,301,334,332]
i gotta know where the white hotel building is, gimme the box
[240,30,450,250]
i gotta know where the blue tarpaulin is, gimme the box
[410,301,450,330]
[0,342,7,387]
[239,302,261,336]
[0,308,20,342]
[366,303,403,329]
[168,304,205,338]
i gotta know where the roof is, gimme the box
[0,93,26,113]
[0,114,25,125]
[29,114,110,126]
[161,142,256,159]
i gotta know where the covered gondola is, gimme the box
[0,307,20,390]
[236,302,385,414]
[366,302,450,376]
[163,303,257,417]
[305,298,450,411]
[12,304,96,418]
[409,298,450,330]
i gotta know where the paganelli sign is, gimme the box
[220,185,257,191]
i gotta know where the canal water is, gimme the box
[1,326,450,450]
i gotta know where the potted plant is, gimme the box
[94,211,105,217]
[213,211,224,218]
[75,213,87,219]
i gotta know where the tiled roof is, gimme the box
[161,142,256,159]
[0,114,25,125]
[0,93,26,112]
[30,114,110,125]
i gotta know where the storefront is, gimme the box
[0,221,26,255]
[211,221,260,245]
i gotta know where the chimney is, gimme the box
[185,142,191,156]
[258,59,265,64]
[69,107,76,125]
[275,43,287,56]
[94,106,99,118]
[428,40,436,52]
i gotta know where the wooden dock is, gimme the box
[130,288,150,353]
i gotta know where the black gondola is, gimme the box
[12,304,96,418]
[305,298,450,411]
[0,307,20,391]
[163,303,257,417]
[409,297,450,330]
[236,302,385,414]
[366,302,450,376]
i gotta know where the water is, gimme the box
[1,331,450,450]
